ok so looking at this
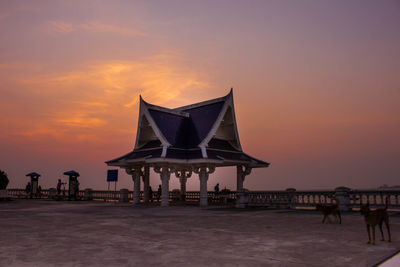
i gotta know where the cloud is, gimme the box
[47,20,146,37]
[48,21,74,33]
[0,55,210,146]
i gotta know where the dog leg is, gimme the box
[379,221,385,241]
[337,211,341,224]
[322,215,326,223]
[384,216,391,242]
[367,224,371,244]
[372,226,376,245]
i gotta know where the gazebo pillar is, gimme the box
[237,165,252,192]
[142,166,150,203]
[154,166,175,207]
[194,166,215,207]
[126,167,142,205]
[175,169,192,201]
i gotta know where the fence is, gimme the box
[5,187,400,210]
[246,188,400,210]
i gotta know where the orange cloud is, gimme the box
[0,55,211,146]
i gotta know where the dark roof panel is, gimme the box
[106,148,163,164]
[207,149,269,167]
[26,172,41,177]
[63,170,80,177]
[166,148,203,159]
[208,138,238,151]
[174,116,200,148]
[140,140,162,149]
[148,109,185,146]
[180,101,225,143]
[148,109,201,149]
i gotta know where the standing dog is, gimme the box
[360,198,391,245]
[316,197,341,224]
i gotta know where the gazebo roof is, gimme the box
[63,170,80,177]
[106,89,269,168]
[26,172,41,178]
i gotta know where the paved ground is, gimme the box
[0,200,399,267]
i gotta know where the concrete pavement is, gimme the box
[0,200,399,266]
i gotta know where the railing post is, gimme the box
[286,188,297,209]
[48,188,57,199]
[235,165,252,208]
[335,186,351,211]
[235,189,249,208]
[119,188,129,202]
[84,188,93,201]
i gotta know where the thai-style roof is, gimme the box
[26,172,41,178]
[63,170,80,177]
[106,89,269,168]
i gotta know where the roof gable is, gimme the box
[106,89,269,168]
[134,89,243,153]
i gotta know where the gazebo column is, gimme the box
[126,167,142,205]
[237,165,252,192]
[194,166,215,207]
[154,166,175,207]
[175,169,192,201]
[142,166,150,204]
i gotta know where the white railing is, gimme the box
[5,187,400,210]
[246,188,400,210]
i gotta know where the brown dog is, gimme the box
[316,198,341,224]
[360,198,391,245]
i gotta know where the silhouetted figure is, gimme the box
[148,185,153,203]
[157,185,162,202]
[57,179,62,195]
[74,180,80,200]
[37,185,42,198]
[25,182,31,198]
[214,183,220,195]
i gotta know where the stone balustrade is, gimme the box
[5,188,400,210]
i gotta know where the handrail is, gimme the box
[5,188,400,210]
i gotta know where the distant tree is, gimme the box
[0,170,9,190]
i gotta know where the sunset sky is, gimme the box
[1,0,399,191]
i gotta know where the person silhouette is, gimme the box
[214,183,220,195]
[57,179,62,195]
[157,185,162,202]
[25,182,31,198]
[148,185,153,203]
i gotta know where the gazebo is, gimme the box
[63,170,80,200]
[106,89,269,206]
[26,172,41,198]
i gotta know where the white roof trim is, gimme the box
[198,89,243,151]
[146,103,190,117]
[174,94,227,111]
[134,96,171,149]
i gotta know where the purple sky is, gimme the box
[0,0,399,191]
